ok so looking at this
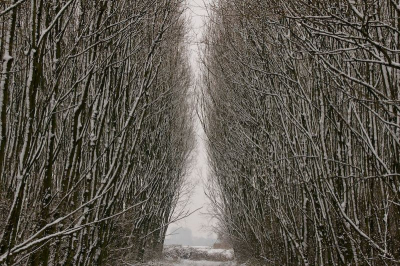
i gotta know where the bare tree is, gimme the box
[203,0,400,264]
[0,0,193,265]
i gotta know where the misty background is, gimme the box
[164,227,216,246]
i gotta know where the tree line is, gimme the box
[203,0,400,265]
[0,0,193,265]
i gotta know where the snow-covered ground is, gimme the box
[163,245,234,262]
[187,246,234,260]
[146,259,236,266]
[167,259,236,265]
[144,246,236,266]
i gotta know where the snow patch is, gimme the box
[2,53,13,62]
[164,245,234,262]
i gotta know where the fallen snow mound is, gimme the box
[146,259,237,266]
[163,245,234,262]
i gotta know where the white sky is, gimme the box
[167,0,215,240]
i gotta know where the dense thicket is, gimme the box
[0,0,193,265]
[204,0,400,265]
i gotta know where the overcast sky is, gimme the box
[166,0,215,243]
